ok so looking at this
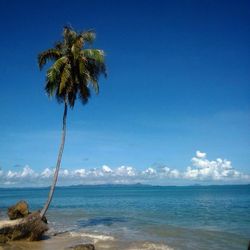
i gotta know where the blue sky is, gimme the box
[0,0,249,186]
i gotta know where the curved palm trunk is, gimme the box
[40,103,68,218]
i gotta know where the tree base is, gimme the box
[0,212,48,243]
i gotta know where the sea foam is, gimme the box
[128,242,174,250]
[70,231,115,242]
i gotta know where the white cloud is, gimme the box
[20,165,36,178]
[115,166,136,177]
[168,169,180,178]
[143,167,157,175]
[74,169,86,177]
[0,151,249,186]
[160,167,180,178]
[184,154,247,181]
[196,150,206,158]
[60,169,70,177]
[41,168,53,178]
[5,165,37,181]
[102,165,113,173]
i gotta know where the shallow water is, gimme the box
[0,185,249,249]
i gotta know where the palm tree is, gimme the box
[38,26,106,218]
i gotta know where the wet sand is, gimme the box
[0,231,173,250]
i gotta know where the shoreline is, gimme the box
[0,231,174,250]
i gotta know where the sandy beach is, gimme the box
[0,231,173,250]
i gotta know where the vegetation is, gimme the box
[38,26,107,218]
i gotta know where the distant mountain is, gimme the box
[63,183,152,188]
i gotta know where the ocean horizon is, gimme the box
[1,183,249,189]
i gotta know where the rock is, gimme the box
[7,201,29,220]
[67,244,95,250]
[0,212,48,243]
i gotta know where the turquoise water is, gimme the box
[0,185,249,249]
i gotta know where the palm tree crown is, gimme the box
[38,26,107,108]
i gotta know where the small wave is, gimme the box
[69,231,115,242]
[128,242,174,250]
[77,216,127,227]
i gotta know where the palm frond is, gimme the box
[45,57,68,96]
[52,57,68,72]
[71,41,82,60]
[78,58,90,78]
[59,63,71,94]
[82,49,106,93]
[89,78,99,94]
[47,68,58,83]
[86,58,107,79]
[38,49,62,70]
[78,82,90,104]
[45,73,58,97]
[82,49,107,81]
[63,26,77,47]
[81,30,96,44]
[55,88,66,104]
[54,41,64,50]
[82,49,105,64]
[67,84,78,108]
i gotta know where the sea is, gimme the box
[0,185,249,250]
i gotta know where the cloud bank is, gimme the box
[0,151,249,186]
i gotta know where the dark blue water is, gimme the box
[0,185,249,249]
